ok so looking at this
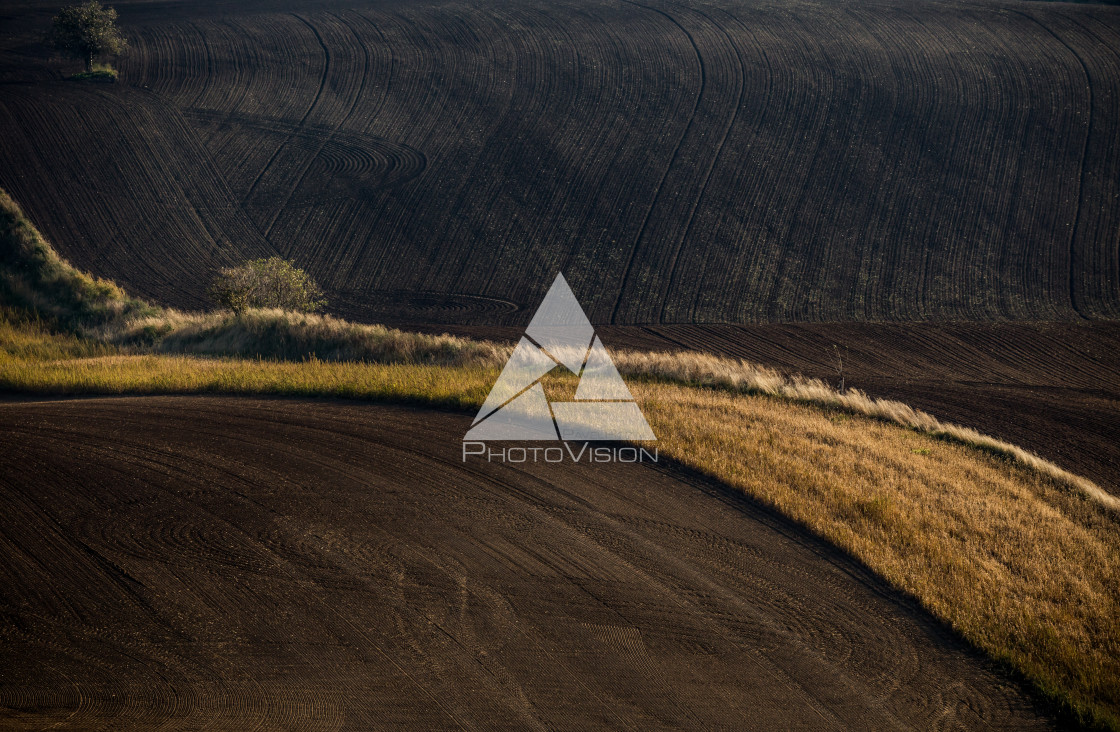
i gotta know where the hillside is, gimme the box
[1,0,1118,323]
[3,0,1120,726]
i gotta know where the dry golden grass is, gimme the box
[614,350,1120,512]
[0,351,492,411]
[121,308,504,366]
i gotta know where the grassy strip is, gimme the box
[121,307,505,365]
[614,351,1120,512]
[0,353,491,411]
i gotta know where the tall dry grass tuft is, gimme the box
[119,308,508,367]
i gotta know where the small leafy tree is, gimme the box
[209,257,327,315]
[48,1,127,73]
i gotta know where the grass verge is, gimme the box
[2,189,1118,727]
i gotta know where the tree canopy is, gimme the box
[48,1,127,72]
[209,257,327,314]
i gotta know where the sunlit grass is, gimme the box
[0,351,494,411]
[0,309,113,360]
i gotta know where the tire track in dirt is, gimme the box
[1009,9,1093,320]
[610,0,706,325]
[0,396,1051,729]
[1029,10,1120,320]
[260,12,347,240]
[241,14,332,213]
[657,1,745,324]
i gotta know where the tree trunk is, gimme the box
[86,52,93,72]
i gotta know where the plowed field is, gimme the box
[1,0,1118,322]
[0,397,1052,729]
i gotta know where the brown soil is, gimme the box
[0,396,1051,729]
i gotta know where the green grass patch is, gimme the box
[0,189,154,333]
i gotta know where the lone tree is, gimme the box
[48,1,127,73]
[209,257,327,315]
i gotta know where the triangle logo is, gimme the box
[465,274,656,442]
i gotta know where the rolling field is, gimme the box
[3,0,1120,726]
[0,397,1053,729]
[2,300,1119,725]
[0,0,1118,323]
[2,0,1118,503]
